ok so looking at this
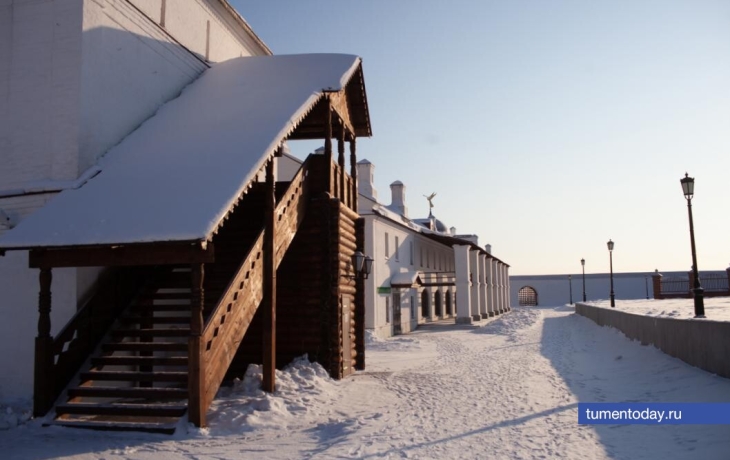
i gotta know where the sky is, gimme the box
[1,303,729,458]
[232,1,730,276]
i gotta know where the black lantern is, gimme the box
[348,251,373,280]
[607,239,615,307]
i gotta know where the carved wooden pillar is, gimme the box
[188,263,206,427]
[324,96,333,194]
[350,137,358,211]
[338,126,346,203]
[33,267,54,417]
[262,158,277,393]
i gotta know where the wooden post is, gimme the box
[324,97,333,194]
[338,126,346,203]
[354,218,365,370]
[188,263,206,427]
[34,267,54,417]
[349,137,358,212]
[262,158,277,393]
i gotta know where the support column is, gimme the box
[469,249,481,321]
[350,137,358,211]
[338,126,346,202]
[188,263,206,427]
[504,265,511,311]
[479,253,489,319]
[33,267,54,417]
[487,256,495,317]
[262,158,277,392]
[493,262,502,314]
[454,245,472,324]
[324,97,333,194]
[498,263,506,313]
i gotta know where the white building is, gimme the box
[0,0,270,402]
[357,160,511,339]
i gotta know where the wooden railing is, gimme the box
[330,162,356,211]
[36,268,148,415]
[195,158,312,414]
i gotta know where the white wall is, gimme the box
[0,0,270,402]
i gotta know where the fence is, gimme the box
[653,269,730,299]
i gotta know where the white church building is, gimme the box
[357,160,511,339]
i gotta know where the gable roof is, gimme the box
[0,54,368,250]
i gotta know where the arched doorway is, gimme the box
[518,286,538,306]
[434,290,442,317]
[445,290,452,315]
[421,290,430,319]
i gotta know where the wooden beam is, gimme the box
[262,159,277,393]
[354,219,365,370]
[338,127,346,203]
[329,91,354,138]
[349,137,358,212]
[29,243,214,268]
[34,268,54,417]
[188,263,206,427]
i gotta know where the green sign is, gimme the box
[377,287,392,294]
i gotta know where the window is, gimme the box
[411,295,415,319]
[385,296,390,323]
[384,232,389,259]
[395,236,400,261]
[427,250,430,268]
[420,246,423,267]
[409,241,414,265]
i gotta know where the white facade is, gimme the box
[0,0,269,401]
[358,160,510,338]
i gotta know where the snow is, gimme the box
[585,296,730,322]
[0,304,728,459]
[0,54,361,249]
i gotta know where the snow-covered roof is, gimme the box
[389,271,422,287]
[0,54,364,250]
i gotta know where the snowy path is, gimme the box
[0,306,729,459]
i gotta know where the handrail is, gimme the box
[198,158,312,409]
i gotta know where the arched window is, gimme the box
[421,290,430,319]
[434,290,442,317]
[518,286,538,306]
[445,290,452,315]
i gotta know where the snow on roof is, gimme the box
[389,271,422,287]
[0,54,362,249]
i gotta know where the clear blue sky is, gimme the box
[232,1,730,275]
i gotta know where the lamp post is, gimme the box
[581,258,586,302]
[645,275,649,299]
[568,275,573,305]
[607,239,615,307]
[680,173,705,318]
[348,251,374,280]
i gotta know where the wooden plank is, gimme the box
[67,387,187,399]
[188,263,206,428]
[329,91,355,139]
[79,371,188,382]
[55,403,187,418]
[262,158,276,393]
[29,243,214,268]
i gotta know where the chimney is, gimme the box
[450,226,456,236]
[389,180,408,217]
[357,159,377,201]
[485,244,492,254]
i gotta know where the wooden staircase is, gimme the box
[44,159,312,434]
[49,267,194,434]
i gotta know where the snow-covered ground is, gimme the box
[586,296,730,322]
[0,305,729,459]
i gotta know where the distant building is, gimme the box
[357,160,511,338]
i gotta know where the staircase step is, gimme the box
[129,303,191,311]
[138,293,192,301]
[119,316,190,325]
[80,371,188,382]
[56,402,187,418]
[91,356,188,367]
[67,386,187,399]
[112,328,190,338]
[102,342,188,352]
[48,419,179,435]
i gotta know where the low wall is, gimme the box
[575,303,730,379]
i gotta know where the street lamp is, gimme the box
[346,251,374,280]
[581,258,586,302]
[607,239,615,308]
[680,173,705,318]
[568,275,573,305]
